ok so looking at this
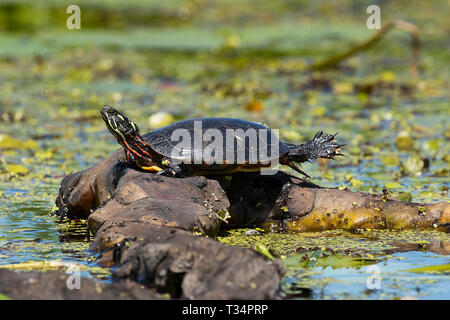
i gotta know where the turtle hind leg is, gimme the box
[287,131,343,162]
[310,131,344,159]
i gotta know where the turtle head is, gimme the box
[101,105,160,166]
[101,105,140,146]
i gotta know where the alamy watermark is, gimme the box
[65,5,382,31]
[366,5,381,30]
[66,5,81,30]
[169,122,280,175]
[66,265,81,290]
[366,265,381,290]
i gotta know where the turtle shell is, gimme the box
[141,118,290,166]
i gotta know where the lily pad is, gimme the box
[401,155,424,176]
[404,264,450,275]
[395,135,414,151]
[385,182,403,189]
[0,134,37,150]
[148,112,175,129]
[5,164,29,176]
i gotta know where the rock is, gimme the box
[112,230,285,299]
[88,168,229,251]
[211,173,318,227]
[0,269,163,300]
[55,149,125,219]
[282,187,450,232]
[53,150,286,299]
[51,148,449,300]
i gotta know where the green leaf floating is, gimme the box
[254,243,275,260]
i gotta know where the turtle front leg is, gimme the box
[124,150,137,167]
[157,157,193,177]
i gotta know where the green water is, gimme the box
[0,0,448,298]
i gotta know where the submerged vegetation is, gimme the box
[0,0,448,299]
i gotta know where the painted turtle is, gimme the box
[101,105,343,178]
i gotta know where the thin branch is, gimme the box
[309,20,420,77]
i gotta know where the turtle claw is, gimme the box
[287,161,311,179]
[157,168,178,177]
[157,157,188,178]
[312,131,338,144]
[313,131,324,140]
[311,132,343,159]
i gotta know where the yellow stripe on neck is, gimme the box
[139,165,163,172]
